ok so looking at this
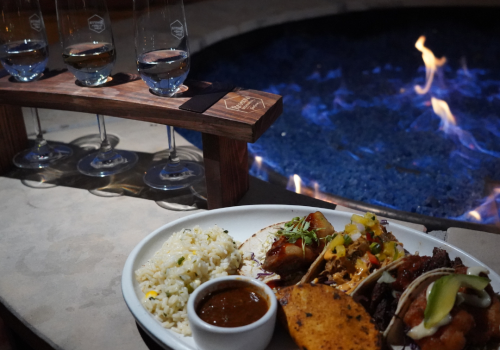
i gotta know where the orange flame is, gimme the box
[468,210,482,221]
[255,156,262,169]
[464,188,500,223]
[431,97,456,127]
[293,174,302,194]
[313,181,320,199]
[414,36,447,94]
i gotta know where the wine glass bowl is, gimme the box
[134,0,190,97]
[63,42,115,87]
[0,0,49,82]
[137,49,189,96]
[0,41,48,82]
[56,0,116,86]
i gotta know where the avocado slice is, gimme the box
[424,274,490,328]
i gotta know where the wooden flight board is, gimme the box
[0,71,283,209]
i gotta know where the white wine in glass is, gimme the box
[134,0,204,190]
[1,0,72,168]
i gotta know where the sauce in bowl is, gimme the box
[196,286,269,327]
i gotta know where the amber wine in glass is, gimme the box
[56,0,138,176]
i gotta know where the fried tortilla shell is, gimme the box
[276,283,382,350]
[299,245,328,284]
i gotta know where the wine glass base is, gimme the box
[144,161,204,191]
[190,181,207,202]
[77,150,138,177]
[13,144,73,169]
[10,71,44,82]
[148,84,188,97]
[155,190,199,211]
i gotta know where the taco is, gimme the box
[384,263,500,350]
[238,211,335,287]
[351,247,462,333]
[238,211,405,293]
[302,212,406,294]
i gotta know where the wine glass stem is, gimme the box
[32,108,46,146]
[166,125,180,164]
[31,108,53,158]
[92,114,122,167]
[97,114,112,153]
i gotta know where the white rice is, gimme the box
[135,225,242,336]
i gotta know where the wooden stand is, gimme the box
[0,71,283,209]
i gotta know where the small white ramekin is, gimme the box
[187,276,277,350]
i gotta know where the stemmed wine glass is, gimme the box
[134,0,204,190]
[56,0,138,176]
[1,0,72,168]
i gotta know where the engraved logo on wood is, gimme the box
[88,15,105,33]
[224,96,266,113]
[29,14,42,32]
[170,20,184,40]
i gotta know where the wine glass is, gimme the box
[56,0,138,176]
[0,0,72,168]
[134,0,204,190]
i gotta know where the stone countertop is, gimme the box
[2,0,500,347]
[1,112,500,350]
[0,111,424,350]
[0,175,420,350]
[1,114,205,350]
[0,177,187,350]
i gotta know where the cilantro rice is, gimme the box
[135,225,241,335]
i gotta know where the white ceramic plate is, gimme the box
[122,205,500,350]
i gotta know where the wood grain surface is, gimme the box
[202,133,249,209]
[0,71,283,143]
[0,71,282,210]
[0,105,27,174]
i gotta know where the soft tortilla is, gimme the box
[237,222,284,284]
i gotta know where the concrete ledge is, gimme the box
[185,0,499,55]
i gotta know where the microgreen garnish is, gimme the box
[277,216,320,256]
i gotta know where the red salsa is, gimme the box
[196,286,268,327]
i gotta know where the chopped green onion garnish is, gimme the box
[370,242,382,254]
[343,234,353,246]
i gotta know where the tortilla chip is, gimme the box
[276,284,382,350]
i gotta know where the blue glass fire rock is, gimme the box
[182,9,500,224]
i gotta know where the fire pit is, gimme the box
[184,7,500,231]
